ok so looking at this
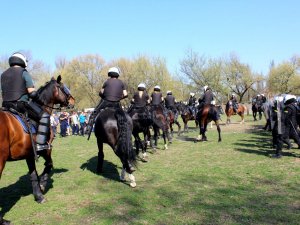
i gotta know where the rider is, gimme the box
[230,93,238,113]
[188,92,197,118]
[128,83,150,115]
[198,85,214,112]
[164,90,177,113]
[1,52,51,151]
[150,85,167,116]
[256,94,263,105]
[86,67,128,134]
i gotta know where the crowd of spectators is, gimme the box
[50,111,92,138]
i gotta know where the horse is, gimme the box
[196,104,221,142]
[225,100,247,124]
[178,102,199,132]
[150,105,171,150]
[94,108,137,188]
[252,99,263,121]
[166,106,182,137]
[127,107,153,162]
[0,76,75,224]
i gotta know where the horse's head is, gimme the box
[36,75,75,109]
[55,75,75,108]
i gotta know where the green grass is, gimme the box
[1,115,299,225]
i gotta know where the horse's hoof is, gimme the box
[0,218,11,225]
[37,197,46,204]
[141,157,148,162]
[130,182,137,188]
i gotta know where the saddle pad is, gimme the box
[11,113,37,134]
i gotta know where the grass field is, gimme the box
[0,115,299,225]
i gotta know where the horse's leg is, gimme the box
[202,123,208,141]
[96,139,104,174]
[215,120,222,142]
[175,120,182,136]
[26,158,45,203]
[39,149,53,192]
[120,165,136,188]
[162,130,168,150]
[240,113,245,124]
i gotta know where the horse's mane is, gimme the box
[36,80,57,105]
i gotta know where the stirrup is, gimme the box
[36,143,51,151]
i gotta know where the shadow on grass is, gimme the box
[234,124,299,158]
[80,156,120,182]
[0,168,67,218]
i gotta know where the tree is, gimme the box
[223,54,262,103]
[59,54,106,110]
[267,56,300,95]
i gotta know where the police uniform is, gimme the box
[1,52,51,151]
[284,100,300,148]
[198,87,213,110]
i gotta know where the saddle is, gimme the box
[1,107,37,134]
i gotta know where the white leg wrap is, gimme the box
[128,173,136,188]
[164,144,168,150]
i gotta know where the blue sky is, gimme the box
[0,0,299,75]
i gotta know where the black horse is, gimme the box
[94,108,137,187]
[150,105,171,149]
[252,98,263,121]
[196,104,222,142]
[128,107,152,162]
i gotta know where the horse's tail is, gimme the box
[114,109,136,166]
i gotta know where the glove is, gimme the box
[29,91,38,100]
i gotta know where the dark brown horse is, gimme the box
[166,107,182,137]
[150,105,171,149]
[178,103,199,132]
[0,76,75,224]
[94,108,137,187]
[225,100,247,124]
[196,104,221,142]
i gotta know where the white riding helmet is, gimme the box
[203,85,208,91]
[261,94,265,96]
[167,90,172,94]
[108,67,120,77]
[154,85,161,91]
[138,83,146,89]
[231,93,235,96]
[9,52,28,68]
[257,94,261,97]
[190,92,195,97]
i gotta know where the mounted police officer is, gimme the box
[283,94,300,149]
[164,90,177,113]
[198,85,214,111]
[188,92,197,118]
[128,83,150,115]
[230,93,238,113]
[1,52,51,151]
[86,67,128,137]
[150,85,164,107]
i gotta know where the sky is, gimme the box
[0,0,299,75]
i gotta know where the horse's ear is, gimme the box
[57,75,62,84]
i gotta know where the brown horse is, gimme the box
[0,76,75,225]
[196,104,221,142]
[225,100,247,124]
[177,103,199,132]
[166,107,182,137]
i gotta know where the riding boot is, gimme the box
[36,112,51,151]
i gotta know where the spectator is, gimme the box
[71,111,79,135]
[79,112,86,136]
